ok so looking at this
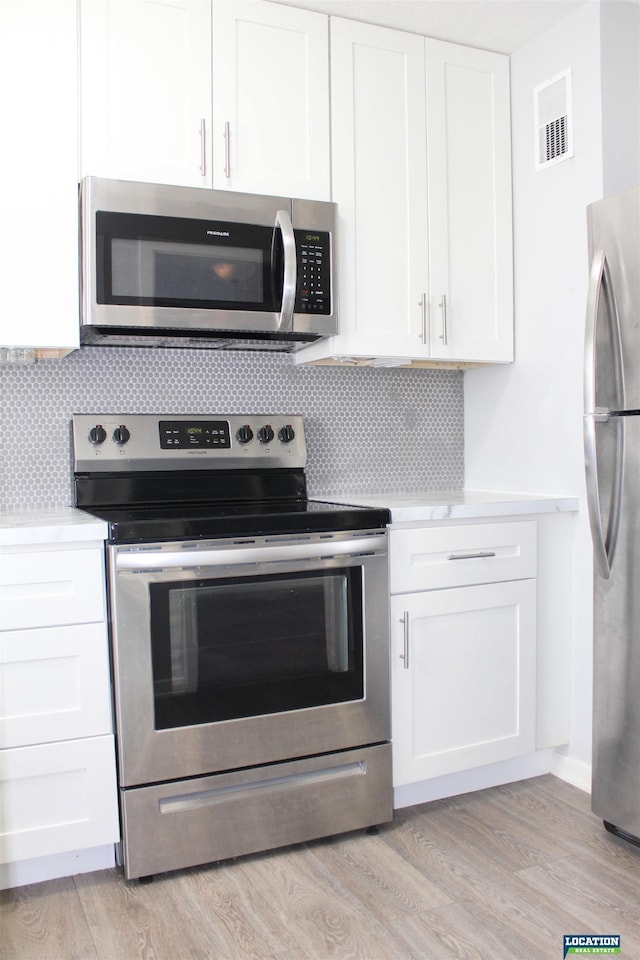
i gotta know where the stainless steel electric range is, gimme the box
[72,413,392,880]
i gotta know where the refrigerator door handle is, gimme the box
[583,250,626,580]
[584,249,626,415]
[583,412,623,580]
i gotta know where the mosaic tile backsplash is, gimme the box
[0,347,464,511]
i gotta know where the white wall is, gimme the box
[464,1,605,781]
[600,0,640,196]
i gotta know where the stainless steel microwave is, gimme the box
[80,177,338,351]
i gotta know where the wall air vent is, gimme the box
[534,69,574,170]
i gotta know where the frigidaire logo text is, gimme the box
[206,229,230,237]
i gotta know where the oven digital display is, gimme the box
[159,420,231,449]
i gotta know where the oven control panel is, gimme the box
[159,420,231,450]
[72,414,306,472]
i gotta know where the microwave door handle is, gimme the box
[275,209,296,331]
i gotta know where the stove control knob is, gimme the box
[88,424,107,446]
[236,425,254,445]
[278,424,296,444]
[257,424,274,444]
[112,425,131,446]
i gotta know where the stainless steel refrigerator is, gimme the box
[584,185,640,846]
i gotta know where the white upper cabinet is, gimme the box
[297,20,513,367]
[425,39,513,363]
[212,1,330,200]
[79,0,212,187]
[79,0,330,200]
[0,0,79,357]
[303,18,430,362]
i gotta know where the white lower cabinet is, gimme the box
[0,539,119,874]
[0,737,118,864]
[390,521,537,786]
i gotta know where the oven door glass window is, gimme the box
[149,568,363,729]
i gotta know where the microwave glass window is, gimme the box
[110,240,264,304]
[96,211,281,311]
[149,568,364,729]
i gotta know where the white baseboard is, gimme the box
[551,750,591,793]
[393,749,592,811]
[393,750,556,809]
[0,845,117,890]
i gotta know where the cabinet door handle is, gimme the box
[199,119,207,176]
[224,121,231,178]
[440,293,448,345]
[399,611,410,669]
[447,550,496,561]
[419,293,427,343]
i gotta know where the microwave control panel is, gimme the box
[294,230,331,315]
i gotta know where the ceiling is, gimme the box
[269,0,589,54]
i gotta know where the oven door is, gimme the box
[107,530,390,787]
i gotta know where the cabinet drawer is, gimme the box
[390,521,537,593]
[0,546,105,630]
[0,735,119,864]
[0,623,112,749]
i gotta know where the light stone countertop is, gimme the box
[0,491,580,546]
[321,490,580,524]
[0,507,108,546]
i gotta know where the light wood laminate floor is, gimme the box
[1,775,639,960]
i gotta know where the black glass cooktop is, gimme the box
[78,498,390,543]
[74,466,389,542]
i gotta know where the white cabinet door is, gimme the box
[0,736,119,864]
[212,1,330,200]
[426,40,513,362]
[0,623,112,749]
[391,580,536,786]
[299,18,429,363]
[79,0,212,187]
[0,0,79,356]
[0,546,105,631]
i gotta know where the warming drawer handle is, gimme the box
[159,761,365,813]
[447,550,497,561]
[115,534,387,571]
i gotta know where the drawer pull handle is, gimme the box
[447,550,497,561]
[400,611,410,670]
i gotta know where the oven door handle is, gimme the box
[115,534,387,571]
